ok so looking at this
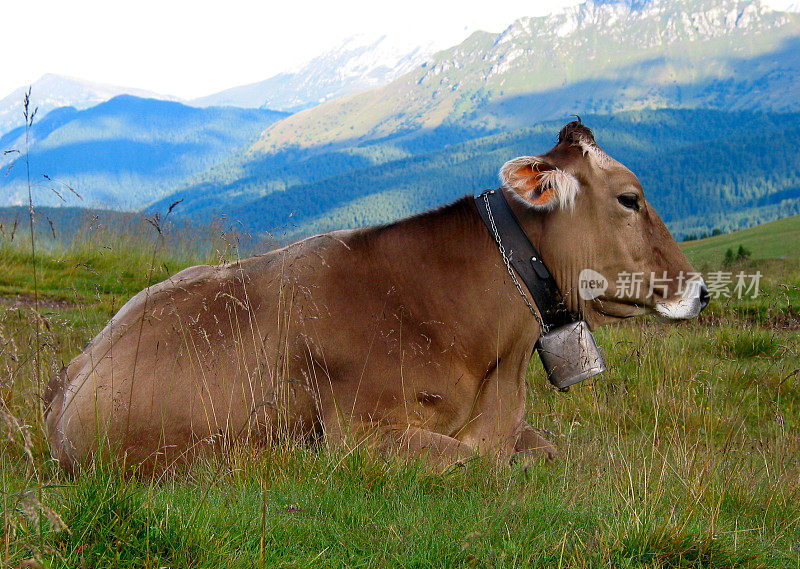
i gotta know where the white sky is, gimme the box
[3,0,797,100]
[0,0,582,100]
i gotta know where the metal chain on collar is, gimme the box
[482,191,549,333]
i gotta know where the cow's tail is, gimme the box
[43,366,73,471]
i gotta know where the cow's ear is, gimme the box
[499,157,579,211]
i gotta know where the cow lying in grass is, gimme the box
[45,121,708,472]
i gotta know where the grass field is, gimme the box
[1,212,799,568]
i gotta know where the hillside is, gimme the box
[0,205,135,238]
[681,213,800,265]
[0,96,288,210]
[3,0,797,242]
[153,109,800,240]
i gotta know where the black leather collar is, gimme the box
[475,189,574,331]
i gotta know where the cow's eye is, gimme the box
[617,193,640,211]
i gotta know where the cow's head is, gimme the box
[500,121,709,327]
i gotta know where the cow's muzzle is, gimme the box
[654,278,709,320]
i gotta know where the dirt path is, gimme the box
[0,293,77,310]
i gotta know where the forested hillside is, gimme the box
[152,109,800,240]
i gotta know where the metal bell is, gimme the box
[536,320,606,390]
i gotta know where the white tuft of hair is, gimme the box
[535,169,579,211]
[499,157,580,211]
[577,139,615,169]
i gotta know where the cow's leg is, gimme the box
[513,420,557,463]
[323,413,478,469]
[388,425,478,468]
[455,353,530,459]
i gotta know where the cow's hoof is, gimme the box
[512,428,559,468]
[539,441,558,462]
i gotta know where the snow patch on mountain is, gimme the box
[192,34,444,112]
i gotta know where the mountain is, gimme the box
[0,96,288,209]
[7,0,798,244]
[250,0,800,153]
[0,74,178,138]
[191,35,439,112]
[151,0,800,238]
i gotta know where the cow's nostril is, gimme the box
[699,284,710,311]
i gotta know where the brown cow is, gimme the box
[45,122,708,472]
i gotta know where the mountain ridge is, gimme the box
[152,0,800,240]
[0,74,179,138]
[4,0,800,245]
[248,0,800,154]
[0,95,288,209]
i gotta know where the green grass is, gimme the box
[0,214,241,317]
[1,215,799,568]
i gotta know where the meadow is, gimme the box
[1,211,798,568]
